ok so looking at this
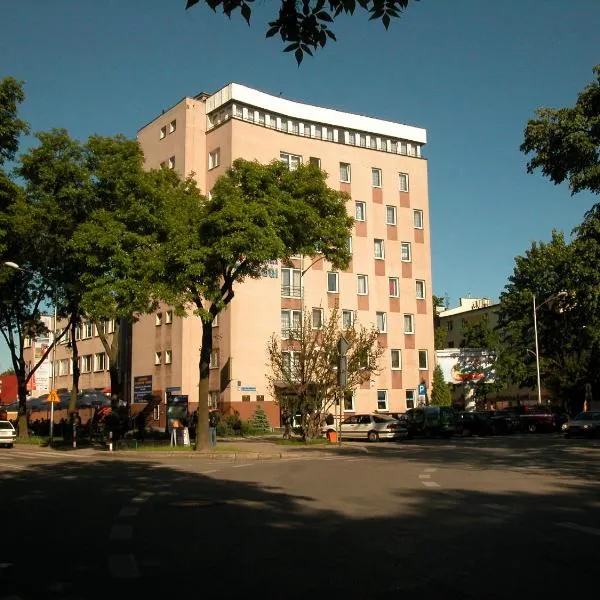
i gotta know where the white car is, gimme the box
[0,420,16,448]
[325,414,408,442]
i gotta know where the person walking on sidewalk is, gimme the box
[208,411,218,447]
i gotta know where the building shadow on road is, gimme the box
[1,450,599,599]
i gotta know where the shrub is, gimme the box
[249,406,271,432]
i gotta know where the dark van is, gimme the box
[405,406,457,439]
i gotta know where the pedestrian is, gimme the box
[208,411,218,447]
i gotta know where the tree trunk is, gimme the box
[16,371,28,438]
[195,320,212,451]
[68,317,80,414]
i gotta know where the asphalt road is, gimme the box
[1,434,599,599]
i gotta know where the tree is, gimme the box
[433,294,448,349]
[185,0,417,64]
[1,368,15,375]
[159,158,354,450]
[497,231,592,410]
[250,405,271,432]
[267,308,383,440]
[429,364,451,406]
[521,64,600,196]
[0,77,29,166]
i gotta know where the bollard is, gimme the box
[108,430,113,452]
[73,425,77,449]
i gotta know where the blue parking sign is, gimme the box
[418,383,427,395]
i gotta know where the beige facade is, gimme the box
[438,297,498,348]
[27,84,435,427]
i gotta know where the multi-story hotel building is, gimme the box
[26,83,434,428]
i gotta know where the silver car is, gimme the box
[564,411,600,438]
[0,420,16,448]
[335,413,408,442]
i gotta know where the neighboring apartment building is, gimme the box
[26,83,435,427]
[438,297,498,348]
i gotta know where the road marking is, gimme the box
[421,480,441,488]
[0,463,26,470]
[345,458,366,462]
[108,554,139,579]
[200,469,218,474]
[232,463,253,468]
[424,467,438,473]
[110,525,133,541]
[555,522,600,536]
[118,507,139,518]
[132,492,153,503]
[418,473,431,479]
[483,503,514,513]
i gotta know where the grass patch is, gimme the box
[15,435,47,446]
[115,441,250,453]
[272,437,330,446]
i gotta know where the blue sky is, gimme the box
[1,0,599,370]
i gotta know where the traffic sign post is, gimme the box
[47,389,60,444]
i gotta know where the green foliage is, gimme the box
[185,0,417,64]
[0,77,29,165]
[430,364,452,406]
[250,405,271,432]
[521,64,600,196]
[0,368,15,375]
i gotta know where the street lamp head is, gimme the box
[4,261,20,270]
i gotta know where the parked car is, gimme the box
[564,411,600,438]
[519,407,556,433]
[326,414,408,442]
[0,420,16,448]
[404,406,457,439]
[457,411,496,437]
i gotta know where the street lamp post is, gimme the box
[4,262,58,441]
[532,291,567,405]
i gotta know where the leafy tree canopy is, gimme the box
[521,64,600,196]
[0,77,29,165]
[185,0,417,63]
[430,364,452,406]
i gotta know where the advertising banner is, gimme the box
[436,348,496,384]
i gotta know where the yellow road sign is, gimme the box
[47,389,60,404]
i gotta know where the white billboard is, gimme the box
[436,348,496,384]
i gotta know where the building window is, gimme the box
[314,125,322,139]
[372,168,382,187]
[155,312,162,326]
[242,395,251,402]
[342,309,354,329]
[376,312,387,333]
[340,162,351,183]
[257,395,264,402]
[165,349,172,364]
[404,313,415,334]
[355,201,366,221]
[391,349,402,370]
[359,134,366,148]
[416,280,426,300]
[343,390,355,411]
[281,309,302,338]
[281,268,301,297]
[169,120,176,133]
[154,351,162,365]
[83,322,93,339]
[327,272,339,293]
[389,277,399,297]
[160,126,166,139]
[208,149,220,170]
[377,389,388,411]
[212,314,219,327]
[374,239,385,260]
[312,308,324,329]
[390,140,398,153]
[370,137,377,149]
[81,355,92,373]
[168,156,175,169]
[347,235,353,255]
[418,350,428,370]
[309,156,321,168]
[327,128,334,141]
[258,112,265,125]
[291,121,299,135]
[357,274,368,295]
[282,351,300,381]
[165,310,173,324]
[406,389,415,409]
[209,349,220,369]
[280,152,302,170]
[107,320,115,333]
[413,209,424,229]
[59,359,70,376]
[401,242,412,262]
[386,205,397,225]
[399,141,407,155]
[208,391,219,409]
[447,320,453,331]
[399,172,409,192]
[93,352,106,372]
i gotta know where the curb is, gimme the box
[94,450,335,460]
